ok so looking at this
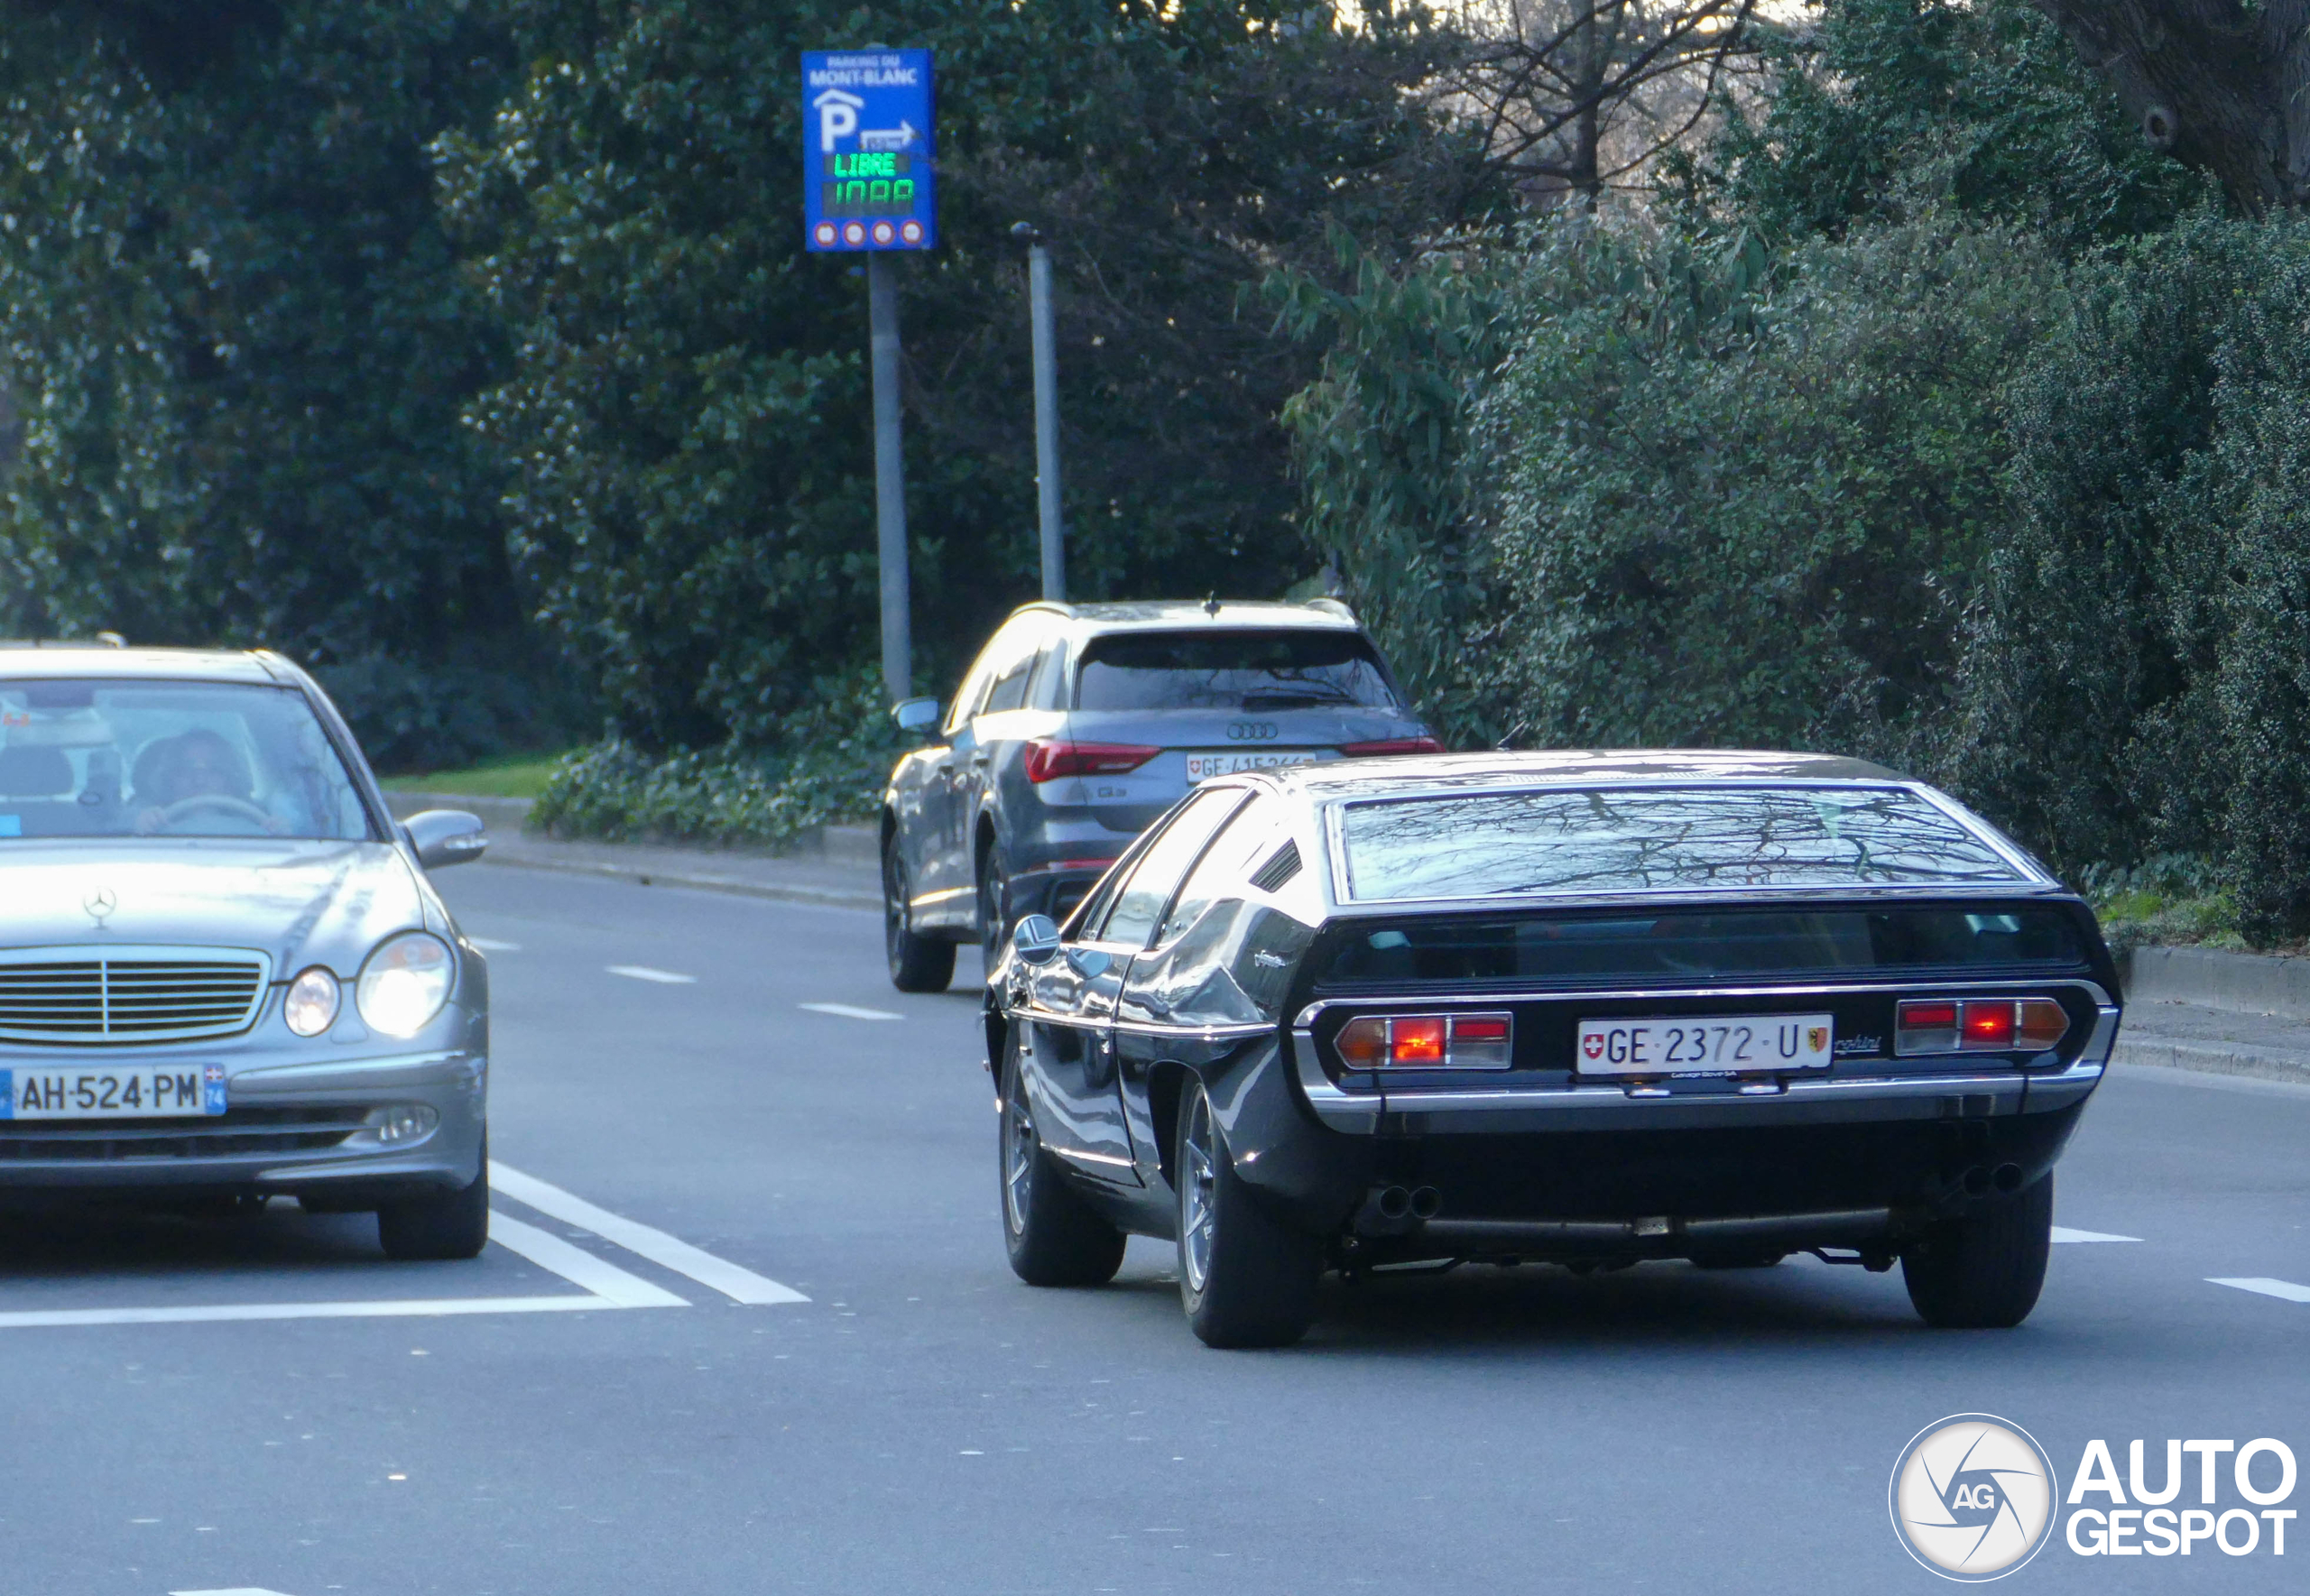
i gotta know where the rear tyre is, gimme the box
[1000,1032,1126,1287]
[884,834,956,993]
[1902,1174,2054,1329]
[978,851,1012,973]
[1176,1081,1319,1348]
[377,1146,489,1261]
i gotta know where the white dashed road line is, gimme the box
[799,1001,902,1021]
[2052,1227,2140,1243]
[171,1587,297,1595]
[490,1161,808,1305]
[605,964,696,984]
[2209,1277,2310,1304]
[467,936,521,952]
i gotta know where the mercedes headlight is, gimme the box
[283,966,342,1038]
[356,932,455,1038]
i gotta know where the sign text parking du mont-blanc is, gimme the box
[802,49,936,252]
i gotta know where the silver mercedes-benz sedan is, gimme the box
[0,643,492,1258]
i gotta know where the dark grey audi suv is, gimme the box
[878,599,1437,992]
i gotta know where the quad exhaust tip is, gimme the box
[1373,1185,1446,1222]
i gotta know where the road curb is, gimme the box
[466,850,882,910]
[382,791,880,868]
[2124,943,2310,1020]
[2109,1033,2310,1088]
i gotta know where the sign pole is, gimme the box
[1023,235,1065,604]
[867,252,911,703]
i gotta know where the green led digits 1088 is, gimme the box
[822,151,916,217]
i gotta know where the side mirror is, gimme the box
[892,697,942,735]
[1011,913,1062,964]
[403,808,487,871]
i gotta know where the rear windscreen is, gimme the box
[1074,631,1399,713]
[1318,906,2089,987]
[1336,785,2024,900]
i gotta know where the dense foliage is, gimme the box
[2,0,1490,771]
[0,0,557,768]
[1283,0,2310,944]
[442,0,1489,751]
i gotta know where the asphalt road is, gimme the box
[4,864,2306,1595]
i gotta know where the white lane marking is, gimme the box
[2210,1277,2310,1304]
[605,964,696,984]
[467,936,521,952]
[2052,1226,2140,1243]
[799,1001,902,1021]
[0,1296,615,1331]
[171,1588,297,1595]
[485,1210,688,1307]
[489,1162,808,1305]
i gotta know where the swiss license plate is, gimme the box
[0,1064,226,1119]
[1575,1013,1835,1076]
[1184,750,1323,782]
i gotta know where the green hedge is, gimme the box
[530,672,899,852]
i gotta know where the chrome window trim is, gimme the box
[1318,779,2056,910]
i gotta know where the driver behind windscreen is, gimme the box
[132,729,291,835]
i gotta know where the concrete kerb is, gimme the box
[2111,945,2310,1087]
[383,791,882,910]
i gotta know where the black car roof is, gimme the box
[1271,749,1908,801]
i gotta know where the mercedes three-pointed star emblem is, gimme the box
[83,886,117,926]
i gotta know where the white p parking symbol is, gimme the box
[814,88,862,152]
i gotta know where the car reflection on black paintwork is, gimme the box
[983,750,2121,1348]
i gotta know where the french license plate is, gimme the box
[0,1065,226,1119]
[1184,750,1323,782]
[1575,1013,1835,1076]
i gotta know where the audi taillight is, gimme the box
[1339,736,1446,758]
[1023,741,1160,783]
[1334,1013,1512,1070]
[1896,998,2069,1056]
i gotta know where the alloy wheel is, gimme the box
[883,847,911,963]
[1179,1089,1218,1294]
[1003,1080,1038,1238]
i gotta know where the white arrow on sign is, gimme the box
[812,87,864,152]
[858,119,919,152]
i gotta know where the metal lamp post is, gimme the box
[1011,222,1065,604]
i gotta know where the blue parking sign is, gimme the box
[802,49,937,252]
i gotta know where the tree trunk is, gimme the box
[2032,0,2310,211]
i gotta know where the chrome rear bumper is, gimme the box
[1293,1007,2118,1135]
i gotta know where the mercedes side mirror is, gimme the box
[403,808,487,871]
[1011,914,1062,964]
[892,697,942,736]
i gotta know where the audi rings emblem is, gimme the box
[1226,722,1279,742]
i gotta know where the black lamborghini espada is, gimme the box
[984,751,2119,1347]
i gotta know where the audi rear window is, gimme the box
[1073,631,1399,713]
[1318,906,2089,987]
[1336,786,2025,901]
